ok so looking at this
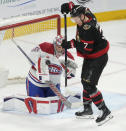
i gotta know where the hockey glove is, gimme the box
[67,72,75,79]
[61,2,75,14]
[60,59,78,79]
[66,61,77,79]
[61,3,70,14]
[61,40,71,49]
[61,39,75,49]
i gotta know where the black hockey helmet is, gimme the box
[70,5,85,17]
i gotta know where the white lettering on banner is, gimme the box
[0,0,68,20]
[21,7,60,17]
[0,0,126,20]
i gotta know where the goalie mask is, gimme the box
[53,35,64,46]
[53,35,65,57]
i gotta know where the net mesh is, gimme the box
[3,16,60,40]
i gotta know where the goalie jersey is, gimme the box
[26,42,76,97]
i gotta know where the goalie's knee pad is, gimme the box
[81,78,97,94]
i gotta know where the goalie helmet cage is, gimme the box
[0,14,61,84]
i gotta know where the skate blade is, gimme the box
[76,115,94,119]
[97,114,113,126]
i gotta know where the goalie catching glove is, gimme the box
[59,59,78,79]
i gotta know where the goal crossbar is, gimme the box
[0,14,61,35]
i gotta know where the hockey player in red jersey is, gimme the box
[26,35,77,98]
[61,1,113,125]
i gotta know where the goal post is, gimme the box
[0,14,61,85]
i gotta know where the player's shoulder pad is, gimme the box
[83,24,91,30]
[39,42,54,55]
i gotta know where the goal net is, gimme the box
[0,14,61,85]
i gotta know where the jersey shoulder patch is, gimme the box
[83,24,91,30]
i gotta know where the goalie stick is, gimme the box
[11,38,72,109]
[11,39,35,66]
[47,81,72,109]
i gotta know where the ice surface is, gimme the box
[0,19,126,131]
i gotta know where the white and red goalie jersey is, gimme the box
[27,42,77,87]
[2,42,80,114]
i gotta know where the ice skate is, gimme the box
[96,107,113,126]
[75,104,94,119]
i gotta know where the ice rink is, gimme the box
[0,19,126,131]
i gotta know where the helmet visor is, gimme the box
[71,16,81,23]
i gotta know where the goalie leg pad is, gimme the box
[2,95,64,114]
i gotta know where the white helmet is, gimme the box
[53,35,64,46]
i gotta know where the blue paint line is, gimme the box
[7,0,36,7]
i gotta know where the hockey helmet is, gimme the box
[70,5,85,17]
[53,35,64,46]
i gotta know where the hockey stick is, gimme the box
[64,14,68,87]
[12,39,41,80]
[11,38,72,108]
[47,81,72,109]
[11,38,35,66]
